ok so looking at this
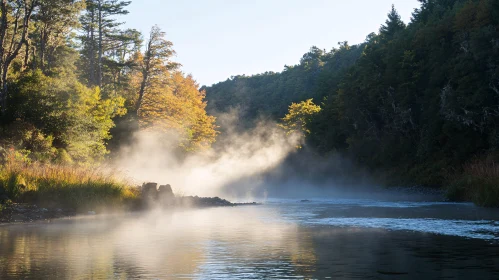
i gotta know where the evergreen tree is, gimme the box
[79,0,131,88]
[33,0,84,73]
[379,5,406,40]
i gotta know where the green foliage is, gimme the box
[203,44,364,124]
[279,99,321,135]
[79,0,133,88]
[307,0,499,187]
[205,0,499,204]
[5,70,125,163]
[0,1,218,163]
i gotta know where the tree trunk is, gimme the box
[89,9,96,86]
[40,28,46,72]
[97,0,103,89]
[137,42,153,115]
[23,40,30,70]
[137,71,148,116]
[0,69,7,116]
[0,0,37,116]
[0,0,7,116]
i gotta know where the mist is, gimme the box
[112,114,302,199]
[111,109,440,203]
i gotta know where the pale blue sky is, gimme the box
[124,0,420,87]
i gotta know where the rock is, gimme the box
[141,182,159,208]
[158,184,175,206]
[87,211,96,215]
[142,182,158,201]
[158,184,173,195]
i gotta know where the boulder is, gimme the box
[158,184,175,206]
[158,184,173,196]
[142,182,158,201]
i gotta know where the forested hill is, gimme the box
[205,0,499,196]
[202,43,364,122]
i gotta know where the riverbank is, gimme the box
[0,203,77,224]
[377,158,499,208]
[0,162,260,225]
[0,162,139,213]
[0,197,260,225]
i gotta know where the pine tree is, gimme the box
[79,0,131,88]
[34,0,84,73]
[379,5,406,40]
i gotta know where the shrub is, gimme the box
[446,159,499,207]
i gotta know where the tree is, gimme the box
[136,25,179,114]
[0,0,39,116]
[33,0,84,73]
[79,0,131,88]
[379,5,406,40]
[6,70,125,162]
[203,44,363,125]
[279,99,321,136]
[103,28,142,94]
[139,72,217,151]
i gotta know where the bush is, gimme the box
[446,159,499,207]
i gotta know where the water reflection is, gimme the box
[0,207,316,279]
[1,202,499,279]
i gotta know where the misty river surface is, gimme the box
[1,199,499,279]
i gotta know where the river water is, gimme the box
[1,198,499,279]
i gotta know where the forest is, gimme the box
[0,0,217,163]
[204,0,499,206]
[0,0,217,212]
[0,0,498,210]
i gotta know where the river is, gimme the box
[1,198,499,279]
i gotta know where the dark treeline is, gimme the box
[205,0,499,204]
[202,43,364,123]
[0,0,217,164]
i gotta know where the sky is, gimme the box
[124,0,421,87]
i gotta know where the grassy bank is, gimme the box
[371,157,499,208]
[0,162,139,213]
[446,159,499,208]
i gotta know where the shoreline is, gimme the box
[0,196,262,225]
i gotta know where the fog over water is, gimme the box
[2,199,499,279]
[112,116,304,199]
[3,116,499,279]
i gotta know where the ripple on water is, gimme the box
[307,217,499,241]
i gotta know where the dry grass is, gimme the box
[0,161,140,212]
[446,158,499,207]
[464,160,499,178]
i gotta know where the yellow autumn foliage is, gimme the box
[138,72,218,151]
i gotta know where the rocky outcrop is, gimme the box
[158,184,174,206]
[141,182,176,207]
[139,182,260,209]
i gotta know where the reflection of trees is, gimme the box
[0,207,317,279]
